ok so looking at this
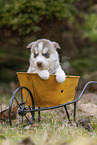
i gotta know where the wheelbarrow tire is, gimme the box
[9,86,35,127]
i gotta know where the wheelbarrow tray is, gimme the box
[17,72,80,107]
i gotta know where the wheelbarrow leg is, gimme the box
[38,107,40,122]
[74,102,76,121]
[28,106,35,124]
[64,105,71,122]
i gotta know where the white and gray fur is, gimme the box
[27,39,66,83]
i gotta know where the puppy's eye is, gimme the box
[34,53,38,58]
[43,53,50,58]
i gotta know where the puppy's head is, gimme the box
[27,39,61,70]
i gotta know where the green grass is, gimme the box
[0,108,97,145]
[0,93,97,145]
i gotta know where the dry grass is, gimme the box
[0,92,97,145]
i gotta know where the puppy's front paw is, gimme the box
[38,70,50,80]
[56,72,66,84]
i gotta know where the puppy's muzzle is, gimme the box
[37,62,43,68]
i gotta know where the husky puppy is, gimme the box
[27,39,66,83]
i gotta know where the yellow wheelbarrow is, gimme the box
[9,72,97,126]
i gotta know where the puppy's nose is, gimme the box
[37,62,43,68]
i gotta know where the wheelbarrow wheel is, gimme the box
[9,86,35,127]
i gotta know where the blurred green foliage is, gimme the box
[70,55,97,75]
[0,0,97,39]
[0,0,97,82]
[0,0,78,35]
[82,14,97,41]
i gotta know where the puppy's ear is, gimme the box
[52,42,61,49]
[26,42,35,48]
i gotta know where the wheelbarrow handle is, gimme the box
[76,81,97,102]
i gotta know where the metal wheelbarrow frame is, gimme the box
[9,73,97,127]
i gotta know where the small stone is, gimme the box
[24,125,31,130]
